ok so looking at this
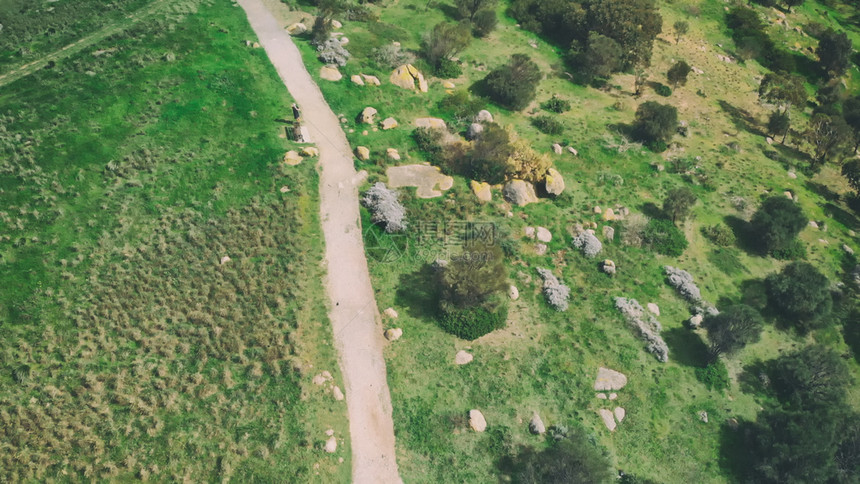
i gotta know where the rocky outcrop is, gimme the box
[390,64,428,92]
[544,168,565,196]
[594,367,627,391]
[503,180,539,206]
[414,117,447,129]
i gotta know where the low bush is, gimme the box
[371,43,415,69]
[434,57,463,78]
[413,127,445,157]
[472,9,498,37]
[771,239,807,260]
[695,360,730,391]
[655,83,672,96]
[644,219,688,256]
[439,305,508,340]
[541,95,571,113]
[702,224,736,247]
[483,53,542,111]
[531,115,564,135]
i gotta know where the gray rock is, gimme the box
[552,143,563,155]
[508,285,520,301]
[469,409,487,432]
[466,122,484,140]
[602,225,615,241]
[544,168,565,196]
[529,412,546,435]
[455,350,473,365]
[503,180,539,206]
[594,367,627,391]
[536,227,552,243]
[475,110,494,123]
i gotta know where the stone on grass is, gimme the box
[320,65,342,81]
[594,206,602,214]
[386,148,401,160]
[313,371,333,385]
[356,146,370,160]
[602,208,616,221]
[508,285,519,300]
[475,110,494,123]
[599,409,617,431]
[594,367,627,391]
[387,164,454,198]
[390,64,428,92]
[535,243,547,255]
[284,150,303,166]
[350,74,364,86]
[647,303,660,316]
[614,407,626,423]
[466,123,484,140]
[470,180,492,202]
[442,80,456,89]
[809,221,819,229]
[602,259,616,275]
[361,74,381,86]
[788,171,797,179]
[698,411,709,423]
[529,412,546,435]
[567,147,578,156]
[455,350,474,365]
[287,22,307,35]
[414,118,447,130]
[552,143,563,155]
[383,307,398,319]
[503,180,539,206]
[359,107,377,124]
[689,314,704,328]
[844,244,855,255]
[602,225,615,241]
[220,255,231,265]
[331,19,343,29]
[536,227,552,243]
[301,146,319,157]
[325,436,337,453]
[609,393,617,400]
[784,190,794,200]
[469,410,487,432]
[332,385,344,401]
[381,117,398,130]
[544,168,565,196]
[524,226,536,239]
[596,393,607,399]
[384,328,403,341]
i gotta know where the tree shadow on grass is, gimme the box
[394,263,440,320]
[663,327,709,368]
[640,201,664,220]
[718,421,753,482]
[805,181,842,203]
[718,100,765,138]
[822,201,860,230]
[723,215,761,255]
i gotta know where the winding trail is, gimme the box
[236,1,402,482]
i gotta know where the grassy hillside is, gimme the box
[285,0,860,480]
[0,0,348,481]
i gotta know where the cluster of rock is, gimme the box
[537,268,571,311]
[283,146,319,166]
[312,370,345,403]
[594,367,627,431]
[614,297,669,362]
[664,266,702,302]
[386,164,454,198]
[350,74,381,86]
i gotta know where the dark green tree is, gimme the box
[702,304,764,360]
[767,110,791,144]
[663,186,697,223]
[817,28,852,79]
[632,101,678,146]
[842,159,860,194]
[455,0,497,21]
[575,32,622,83]
[843,95,860,152]
[758,73,806,115]
[805,113,853,168]
[771,345,851,409]
[783,0,805,12]
[749,195,807,255]
[666,60,691,88]
[511,429,615,483]
[465,123,512,184]
[483,54,542,110]
[584,0,663,68]
[673,20,689,43]
[421,21,472,71]
[471,9,498,37]
[766,261,833,332]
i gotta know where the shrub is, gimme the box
[439,305,507,340]
[572,231,602,258]
[537,268,570,311]
[362,182,406,233]
[511,429,615,483]
[663,266,702,302]
[413,127,445,157]
[654,83,672,96]
[434,57,462,78]
[770,345,850,409]
[663,186,697,223]
[472,9,498,37]
[505,137,551,182]
[437,90,486,127]
[620,213,648,247]
[483,54,542,111]
[770,238,807,260]
[749,195,806,255]
[766,261,833,332]
[421,21,471,71]
[703,304,764,359]
[702,224,735,247]
[530,115,564,135]
[695,360,730,391]
[371,43,415,69]
[574,32,622,83]
[316,38,350,66]
[615,297,669,362]
[632,101,678,147]
[643,219,687,256]
[464,122,512,184]
[667,60,691,87]
[542,95,571,113]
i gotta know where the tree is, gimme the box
[758,73,806,114]
[663,186,697,223]
[455,0,496,21]
[702,304,764,360]
[771,345,851,409]
[584,0,663,68]
[575,32,622,83]
[633,63,648,97]
[666,60,691,88]
[673,20,689,43]
[471,9,497,38]
[421,21,471,70]
[805,113,852,169]
[766,261,833,332]
[843,95,860,152]
[464,123,513,184]
[631,101,678,147]
[767,110,791,144]
[817,28,852,79]
[749,195,807,255]
[483,53,542,110]
[842,159,860,194]
[438,239,509,339]
[511,429,615,483]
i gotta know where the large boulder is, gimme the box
[594,367,627,391]
[529,412,546,435]
[503,180,539,207]
[284,150,303,166]
[384,328,403,341]
[320,65,342,81]
[466,123,484,140]
[381,117,399,130]
[414,117,447,130]
[361,74,381,86]
[469,409,487,432]
[355,146,370,160]
[475,110,494,123]
[359,107,377,124]
[286,23,307,35]
[470,180,492,202]
[390,64,428,92]
[544,168,565,196]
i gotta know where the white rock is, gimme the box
[386,148,400,160]
[331,19,343,29]
[552,143,563,155]
[599,409,617,431]
[647,303,660,316]
[508,285,520,301]
[312,372,333,385]
[535,243,547,255]
[788,171,797,179]
[220,255,231,265]
[536,227,552,243]
[475,110,494,123]
[809,221,819,229]
[350,74,365,86]
[469,410,487,432]
[384,328,403,341]
[455,350,473,365]
[698,410,709,423]
[320,65,342,81]
[689,314,704,328]
[602,226,615,241]
[524,226,536,239]
[596,393,607,399]
[332,386,344,401]
[383,307,398,319]
[529,412,546,435]
[609,393,617,400]
[567,146,578,156]
[594,367,627,391]
[325,428,335,436]
[844,244,855,255]
[325,436,337,453]
[593,206,602,214]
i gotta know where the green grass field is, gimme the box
[288,0,860,480]
[0,0,349,481]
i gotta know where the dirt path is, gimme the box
[236,1,402,482]
[0,0,170,88]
